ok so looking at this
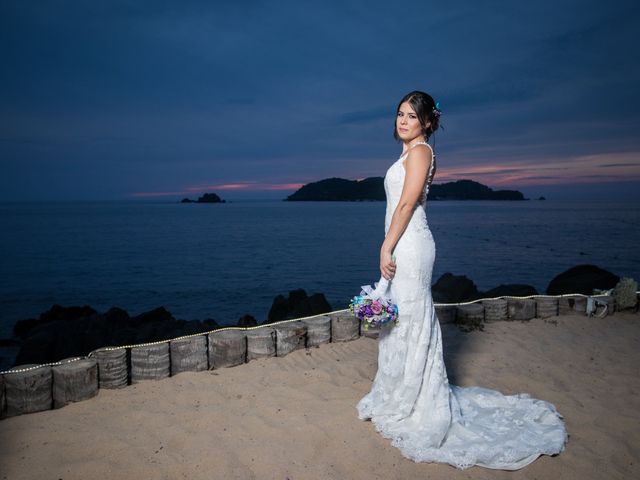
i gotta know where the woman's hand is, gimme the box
[380,248,396,281]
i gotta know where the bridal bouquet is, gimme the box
[350,277,398,331]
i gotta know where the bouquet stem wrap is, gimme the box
[360,276,391,301]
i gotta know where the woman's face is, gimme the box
[396,101,429,143]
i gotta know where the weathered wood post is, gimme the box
[52,358,98,409]
[455,304,484,329]
[597,295,616,316]
[482,298,508,322]
[170,335,208,375]
[330,311,360,342]
[535,297,558,318]
[559,295,587,315]
[208,330,246,368]
[435,305,456,324]
[246,327,276,361]
[274,321,307,356]
[302,315,331,346]
[131,343,170,383]
[95,348,128,389]
[361,327,380,339]
[0,374,6,419]
[507,298,536,321]
[4,365,52,417]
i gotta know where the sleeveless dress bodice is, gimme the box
[384,141,435,236]
[356,141,568,470]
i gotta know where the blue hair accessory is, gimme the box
[433,101,442,118]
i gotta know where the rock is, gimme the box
[197,193,225,203]
[483,284,538,298]
[236,314,257,328]
[266,289,332,323]
[13,304,98,339]
[432,273,480,303]
[13,304,220,367]
[286,178,526,201]
[180,193,226,203]
[546,265,619,295]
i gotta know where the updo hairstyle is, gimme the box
[393,90,441,142]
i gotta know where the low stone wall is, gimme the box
[0,292,623,420]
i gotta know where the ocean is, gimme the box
[1,200,638,338]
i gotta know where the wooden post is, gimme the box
[0,373,5,420]
[435,305,456,324]
[274,322,307,356]
[246,327,276,361]
[455,304,484,328]
[330,311,360,342]
[559,295,587,315]
[5,365,52,417]
[482,298,508,322]
[535,297,558,318]
[95,348,128,389]
[170,335,208,375]
[507,298,536,321]
[301,315,331,346]
[52,358,98,409]
[131,343,170,383]
[361,327,380,339]
[208,330,246,368]
[597,295,616,316]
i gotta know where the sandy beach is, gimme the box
[1,311,638,480]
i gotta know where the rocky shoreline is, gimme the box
[0,263,630,369]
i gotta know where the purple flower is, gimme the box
[371,300,382,314]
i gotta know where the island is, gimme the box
[180,193,226,203]
[285,178,525,201]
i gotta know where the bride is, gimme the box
[356,90,568,470]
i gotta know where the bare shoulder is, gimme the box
[405,143,434,170]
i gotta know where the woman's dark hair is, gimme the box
[393,90,441,142]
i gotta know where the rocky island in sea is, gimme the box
[180,192,226,203]
[285,178,525,201]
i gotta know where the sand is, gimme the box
[1,311,639,480]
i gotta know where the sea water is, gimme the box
[1,200,638,337]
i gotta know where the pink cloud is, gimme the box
[435,152,640,187]
[129,182,305,197]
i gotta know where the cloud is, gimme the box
[1,0,639,201]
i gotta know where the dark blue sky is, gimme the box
[1,0,639,201]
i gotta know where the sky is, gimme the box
[1,0,639,202]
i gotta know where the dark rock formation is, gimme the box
[265,289,332,323]
[546,264,619,295]
[286,177,385,201]
[181,192,226,203]
[432,273,481,303]
[429,180,525,200]
[236,314,257,328]
[13,305,220,366]
[286,177,525,201]
[482,284,539,298]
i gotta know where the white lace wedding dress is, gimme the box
[356,141,568,470]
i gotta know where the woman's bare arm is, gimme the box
[380,144,433,280]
